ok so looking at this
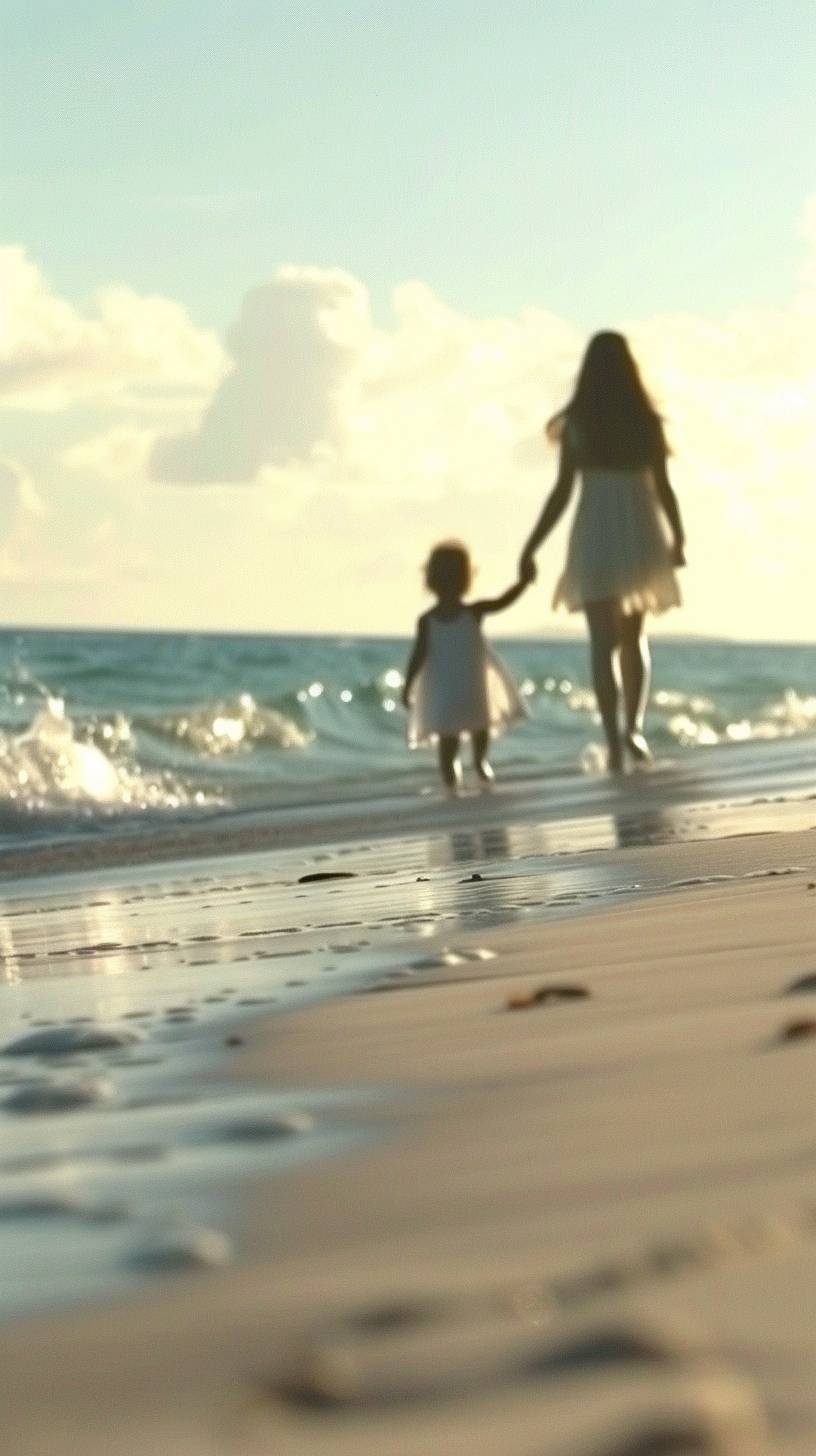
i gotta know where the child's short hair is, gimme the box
[425,541,472,596]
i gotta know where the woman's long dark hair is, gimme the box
[548,331,666,469]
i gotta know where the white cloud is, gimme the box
[0,457,49,585]
[60,423,159,482]
[0,247,227,411]
[150,266,370,482]
[6,199,816,636]
[0,457,45,532]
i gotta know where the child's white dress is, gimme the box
[407,609,526,747]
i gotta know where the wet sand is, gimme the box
[3,820,816,1453]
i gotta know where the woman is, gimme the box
[519,331,685,772]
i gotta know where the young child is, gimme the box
[402,541,529,789]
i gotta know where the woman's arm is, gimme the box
[652,455,686,565]
[401,614,429,707]
[518,436,578,578]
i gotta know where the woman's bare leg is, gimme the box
[438,735,463,789]
[585,600,623,772]
[472,728,494,782]
[619,612,652,761]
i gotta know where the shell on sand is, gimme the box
[506,982,591,1010]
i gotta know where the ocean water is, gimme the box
[1,627,815,852]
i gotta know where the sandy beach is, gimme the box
[2,807,816,1455]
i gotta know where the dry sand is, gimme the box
[4,826,816,1454]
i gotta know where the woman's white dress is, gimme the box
[408,610,526,747]
[554,459,681,617]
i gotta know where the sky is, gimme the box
[1,0,815,638]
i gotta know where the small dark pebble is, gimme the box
[460,873,485,883]
[298,872,358,884]
[225,1035,244,1048]
[780,1018,816,1042]
[506,983,591,1010]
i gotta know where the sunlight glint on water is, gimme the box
[0,629,815,844]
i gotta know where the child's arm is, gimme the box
[401,614,430,707]
[472,577,530,618]
[652,455,686,565]
[518,435,578,579]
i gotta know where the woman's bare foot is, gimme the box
[607,745,624,775]
[474,759,495,784]
[625,730,653,764]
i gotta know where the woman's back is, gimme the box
[563,410,663,474]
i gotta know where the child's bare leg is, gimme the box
[438,735,463,789]
[472,728,494,782]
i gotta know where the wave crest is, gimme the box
[0,698,211,816]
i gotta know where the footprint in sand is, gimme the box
[4,1075,116,1114]
[129,1226,233,1273]
[783,972,816,994]
[777,1017,816,1043]
[589,1374,769,1455]
[217,1111,314,1141]
[523,1314,700,1378]
[3,1025,144,1057]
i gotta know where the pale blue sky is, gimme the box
[4,0,815,329]
[1,2,815,635]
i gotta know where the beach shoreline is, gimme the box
[2,805,816,1452]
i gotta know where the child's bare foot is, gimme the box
[625,731,653,764]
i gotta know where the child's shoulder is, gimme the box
[424,603,479,623]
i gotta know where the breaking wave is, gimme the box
[1,629,815,829]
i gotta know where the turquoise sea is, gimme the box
[1,628,815,854]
